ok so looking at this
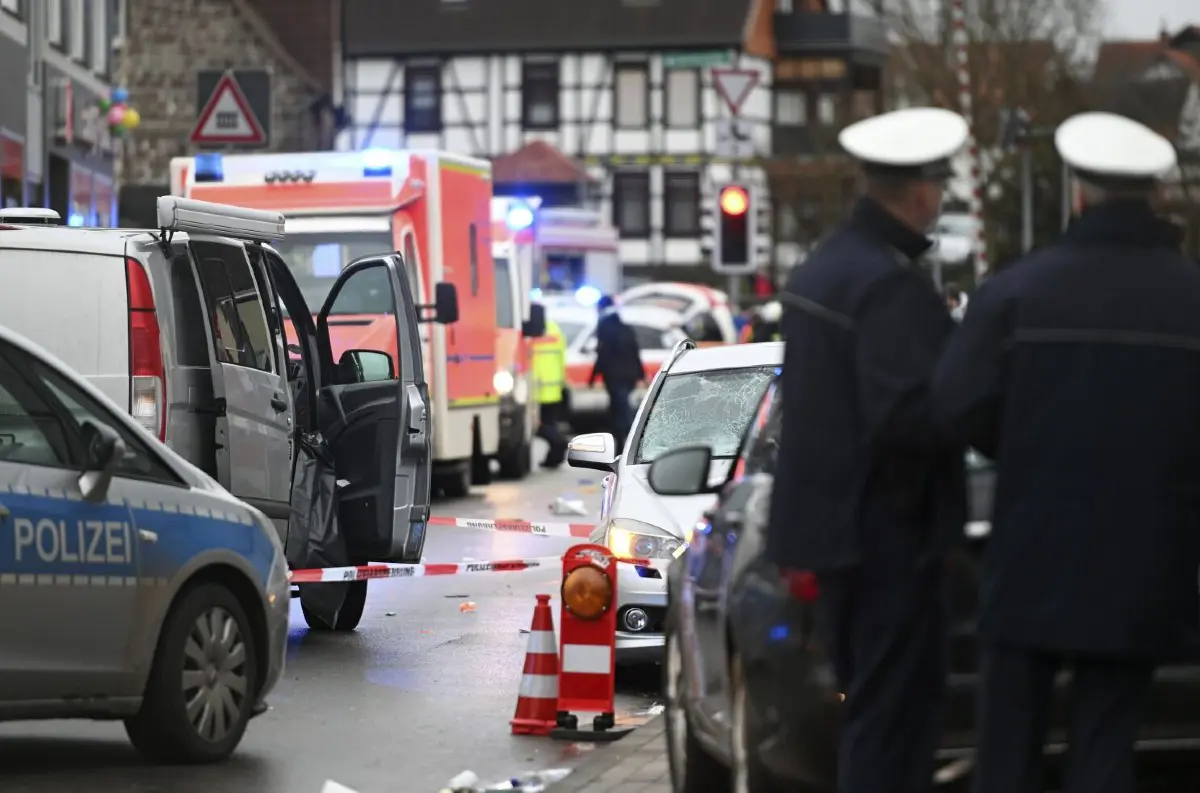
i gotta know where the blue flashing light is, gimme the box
[768,624,790,642]
[530,288,543,301]
[575,285,601,307]
[193,152,224,183]
[67,212,84,227]
[362,148,393,177]
[506,201,535,231]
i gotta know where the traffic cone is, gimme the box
[511,593,560,736]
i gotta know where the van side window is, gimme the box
[328,263,400,382]
[168,248,211,367]
[469,223,479,296]
[190,241,275,373]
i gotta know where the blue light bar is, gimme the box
[67,212,85,227]
[362,148,392,177]
[575,285,601,307]
[506,201,535,231]
[193,153,224,183]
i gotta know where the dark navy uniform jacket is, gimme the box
[767,198,966,573]
[933,200,1200,660]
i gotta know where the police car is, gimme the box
[0,324,288,763]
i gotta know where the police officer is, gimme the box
[766,107,969,793]
[932,112,1199,793]
[531,316,569,468]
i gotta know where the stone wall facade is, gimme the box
[117,0,328,188]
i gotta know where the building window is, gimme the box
[0,0,19,18]
[522,62,560,130]
[775,89,807,126]
[614,64,649,129]
[405,65,442,133]
[817,94,837,126]
[48,0,64,45]
[69,0,86,61]
[612,171,650,238]
[665,69,699,128]
[90,0,107,75]
[664,172,700,237]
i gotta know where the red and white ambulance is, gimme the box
[171,149,500,497]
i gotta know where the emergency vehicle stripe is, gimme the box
[561,644,611,675]
[448,395,501,408]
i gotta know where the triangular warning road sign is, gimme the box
[190,72,266,145]
[712,68,760,115]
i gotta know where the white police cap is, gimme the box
[1055,112,1176,183]
[838,107,969,180]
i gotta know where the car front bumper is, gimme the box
[613,558,670,663]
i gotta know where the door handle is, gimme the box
[270,395,288,412]
[139,530,158,544]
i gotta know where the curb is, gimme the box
[551,715,667,791]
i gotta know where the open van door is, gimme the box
[315,254,432,564]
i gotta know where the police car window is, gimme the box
[35,363,182,485]
[191,242,275,373]
[494,256,515,329]
[328,261,396,317]
[0,351,72,467]
[558,321,587,347]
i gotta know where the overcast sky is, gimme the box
[1105,0,1194,38]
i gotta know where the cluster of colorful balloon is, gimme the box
[96,87,140,137]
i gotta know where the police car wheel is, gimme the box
[302,580,368,631]
[664,611,727,793]
[125,583,259,764]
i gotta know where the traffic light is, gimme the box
[713,184,755,273]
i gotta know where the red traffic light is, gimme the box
[719,186,749,216]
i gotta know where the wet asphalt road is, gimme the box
[0,443,661,793]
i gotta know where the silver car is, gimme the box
[567,340,782,661]
[0,324,289,764]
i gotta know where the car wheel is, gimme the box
[125,582,259,764]
[730,653,778,793]
[664,613,727,793]
[301,580,368,631]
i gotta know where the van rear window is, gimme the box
[168,250,210,367]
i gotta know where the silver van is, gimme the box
[0,198,458,629]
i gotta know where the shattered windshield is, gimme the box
[635,366,776,464]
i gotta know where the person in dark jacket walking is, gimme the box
[766,107,969,793]
[589,295,643,449]
[932,113,1200,793]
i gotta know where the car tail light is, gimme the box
[127,258,166,441]
[783,569,820,602]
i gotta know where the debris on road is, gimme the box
[439,768,572,792]
[321,781,359,793]
[549,497,587,516]
[459,601,478,613]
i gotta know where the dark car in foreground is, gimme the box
[649,373,1200,792]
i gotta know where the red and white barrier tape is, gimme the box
[289,556,563,584]
[428,515,594,540]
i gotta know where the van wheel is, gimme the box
[497,441,530,480]
[301,581,368,632]
[125,583,259,764]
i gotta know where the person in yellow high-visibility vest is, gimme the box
[531,317,569,468]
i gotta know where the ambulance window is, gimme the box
[494,257,515,329]
[191,242,275,374]
[469,223,479,296]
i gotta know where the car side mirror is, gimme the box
[337,349,395,383]
[434,282,459,324]
[523,302,547,338]
[567,432,619,472]
[78,421,126,503]
[648,445,715,497]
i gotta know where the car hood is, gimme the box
[609,461,730,538]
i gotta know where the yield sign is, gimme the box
[190,72,266,145]
[712,68,760,115]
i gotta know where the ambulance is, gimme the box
[516,199,621,299]
[171,149,499,497]
[488,197,547,479]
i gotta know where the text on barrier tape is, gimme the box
[289,556,563,584]
[428,515,593,539]
[289,554,654,584]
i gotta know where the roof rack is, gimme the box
[0,208,62,225]
[156,196,285,243]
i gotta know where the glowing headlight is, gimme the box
[493,370,514,395]
[606,520,683,560]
